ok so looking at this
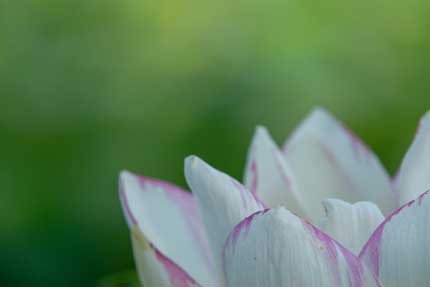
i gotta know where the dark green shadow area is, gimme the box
[98,271,140,287]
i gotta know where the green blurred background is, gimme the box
[0,0,429,285]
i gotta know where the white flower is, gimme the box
[120,108,430,287]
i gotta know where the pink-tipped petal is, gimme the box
[244,126,307,215]
[395,111,430,206]
[359,190,430,286]
[284,108,395,220]
[185,156,265,286]
[131,226,201,287]
[318,199,384,255]
[119,171,216,287]
[223,208,379,287]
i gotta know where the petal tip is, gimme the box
[119,169,135,183]
[308,107,337,124]
[184,155,206,176]
[250,125,275,148]
[257,124,275,139]
[310,106,332,117]
[254,125,269,136]
[286,107,337,146]
[184,155,215,191]
[185,155,206,170]
[184,154,198,165]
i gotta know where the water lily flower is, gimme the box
[119,108,430,287]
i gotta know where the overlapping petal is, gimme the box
[283,108,395,219]
[185,156,265,286]
[131,225,201,287]
[119,171,216,287]
[395,111,430,206]
[243,126,306,215]
[223,208,379,287]
[318,199,384,255]
[360,190,430,286]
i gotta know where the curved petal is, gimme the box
[395,111,430,206]
[119,171,216,287]
[243,126,307,215]
[283,108,395,219]
[318,199,384,255]
[223,208,379,287]
[185,156,265,286]
[131,225,201,287]
[359,190,430,286]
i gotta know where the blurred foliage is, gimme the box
[0,0,429,286]
[98,271,140,287]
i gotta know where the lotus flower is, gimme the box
[119,108,430,287]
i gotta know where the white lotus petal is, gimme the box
[185,156,265,286]
[284,108,395,220]
[360,191,430,286]
[318,199,384,255]
[395,111,430,206]
[119,171,215,287]
[223,208,379,287]
[243,126,307,216]
[131,226,201,287]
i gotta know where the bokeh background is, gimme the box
[1,0,429,286]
